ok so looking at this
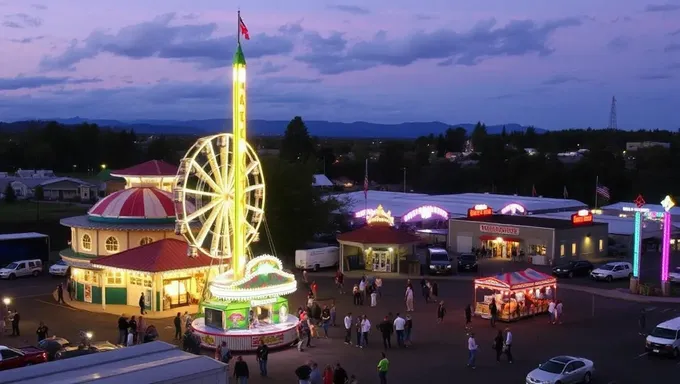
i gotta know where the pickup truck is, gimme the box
[0,345,48,371]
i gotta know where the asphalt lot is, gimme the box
[2,273,680,383]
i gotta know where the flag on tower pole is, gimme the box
[238,12,250,41]
[563,186,568,199]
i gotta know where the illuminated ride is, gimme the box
[174,22,298,351]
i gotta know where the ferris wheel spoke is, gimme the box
[195,203,223,247]
[184,198,222,223]
[246,204,264,214]
[210,203,225,255]
[245,221,257,235]
[245,160,259,176]
[244,184,264,194]
[191,160,223,194]
[183,189,222,198]
[203,143,224,188]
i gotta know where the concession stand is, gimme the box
[473,268,557,322]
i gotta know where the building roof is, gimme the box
[88,187,178,223]
[337,224,421,244]
[91,239,213,273]
[60,215,177,231]
[312,174,333,187]
[0,232,48,241]
[110,160,178,178]
[453,214,608,230]
[532,211,680,237]
[600,201,680,216]
[475,268,556,290]
[0,176,93,191]
[331,190,588,219]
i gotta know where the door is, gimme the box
[563,361,585,383]
[612,265,624,278]
[373,252,388,272]
[15,262,27,277]
[0,349,22,370]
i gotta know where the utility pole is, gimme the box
[402,167,407,193]
[608,96,617,129]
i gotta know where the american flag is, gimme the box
[363,159,369,200]
[596,184,610,199]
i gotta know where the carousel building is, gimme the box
[59,160,215,312]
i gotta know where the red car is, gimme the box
[0,345,48,371]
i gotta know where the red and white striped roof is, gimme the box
[89,187,176,220]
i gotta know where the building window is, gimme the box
[105,236,119,253]
[598,239,604,252]
[107,271,123,285]
[81,234,92,251]
[560,244,565,257]
[140,237,154,246]
[571,243,577,255]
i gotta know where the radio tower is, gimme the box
[608,96,617,129]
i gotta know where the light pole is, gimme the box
[2,297,10,314]
[402,167,407,193]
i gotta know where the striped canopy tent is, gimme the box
[475,268,556,291]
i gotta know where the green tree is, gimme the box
[34,185,44,201]
[444,127,467,152]
[280,116,315,163]
[471,122,488,152]
[3,184,16,203]
[147,135,172,161]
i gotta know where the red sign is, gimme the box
[468,206,493,218]
[634,195,646,208]
[479,224,520,236]
[571,212,593,225]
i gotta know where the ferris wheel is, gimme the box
[174,133,265,259]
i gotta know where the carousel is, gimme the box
[174,22,298,351]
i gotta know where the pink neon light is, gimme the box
[500,203,526,215]
[403,205,449,222]
[354,209,376,218]
[661,212,671,281]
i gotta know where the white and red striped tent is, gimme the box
[88,187,177,220]
[475,268,556,290]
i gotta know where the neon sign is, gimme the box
[623,206,650,213]
[354,209,376,218]
[499,203,526,215]
[366,205,395,226]
[403,205,449,222]
[632,211,641,278]
[661,195,674,282]
[468,204,493,218]
[571,209,593,225]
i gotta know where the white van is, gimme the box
[0,259,44,280]
[645,316,680,358]
[295,246,339,271]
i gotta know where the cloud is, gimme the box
[669,29,680,36]
[295,17,583,75]
[611,16,632,23]
[0,75,101,90]
[607,36,632,52]
[645,4,680,12]
[9,35,45,44]
[182,13,199,20]
[669,62,680,70]
[3,13,43,28]
[30,4,47,10]
[39,13,295,71]
[664,43,680,53]
[541,74,588,85]
[638,73,673,80]
[414,14,436,21]
[258,61,286,75]
[327,5,370,15]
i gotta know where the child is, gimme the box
[353,284,361,306]
[370,289,378,307]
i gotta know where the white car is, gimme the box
[0,259,43,280]
[645,316,680,358]
[48,260,70,277]
[669,267,680,284]
[589,261,632,282]
[526,356,595,384]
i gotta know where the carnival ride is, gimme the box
[173,17,299,351]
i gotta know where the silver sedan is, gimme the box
[526,356,595,384]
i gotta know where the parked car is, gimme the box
[0,345,48,371]
[669,267,680,284]
[589,261,632,282]
[54,341,121,360]
[457,253,478,272]
[49,260,70,277]
[0,259,43,280]
[645,316,680,358]
[525,355,595,384]
[427,248,452,275]
[552,260,594,278]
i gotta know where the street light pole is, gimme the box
[402,167,407,193]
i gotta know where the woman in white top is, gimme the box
[405,286,414,312]
[126,327,135,346]
[555,300,563,324]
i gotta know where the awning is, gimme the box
[479,235,522,242]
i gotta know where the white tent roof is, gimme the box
[601,201,680,215]
[532,211,680,237]
[312,174,333,187]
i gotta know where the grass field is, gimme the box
[0,201,90,223]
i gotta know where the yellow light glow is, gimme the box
[366,205,395,226]
[209,254,297,301]
[164,281,188,296]
[232,59,248,281]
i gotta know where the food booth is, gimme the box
[473,268,557,322]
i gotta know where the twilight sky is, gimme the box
[1,1,680,130]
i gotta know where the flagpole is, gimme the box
[237,9,241,44]
[364,158,368,221]
[595,175,599,209]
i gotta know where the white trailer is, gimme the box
[295,246,339,271]
[0,341,228,384]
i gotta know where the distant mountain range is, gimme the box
[0,117,546,138]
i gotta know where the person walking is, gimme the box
[370,287,378,307]
[639,308,647,335]
[295,361,312,384]
[377,352,389,384]
[233,356,249,384]
[352,284,361,306]
[437,301,446,324]
[421,279,430,303]
[504,327,514,363]
[36,321,48,342]
[489,300,497,328]
[404,314,413,346]
[332,363,348,384]
[493,330,503,362]
[173,312,182,340]
[255,339,269,376]
[335,270,345,294]
[431,281,439,300]
[393,313,405,347]
[139,293,146,315]
[136,316,145,344]
[555,300,563,325]
[375,277,383,297]
[359,278,367,305]
[309,362,322,384]
[467,332,478,369]
[311,281,319,299]
[464,304,472,331]
[360,315,371,348]
[56,283,65,304]
[355,316,362,346]
[129,316,138,344]
[548,300,556,324]
[321,305,331,338]
[117,314,128,345]
[126,326,135,346]
[378,316,393,349]
[405,285,414,312]
[330,302,337,327]
[10,311,19,336]
[323,364,334,384]
[343,312,353,345]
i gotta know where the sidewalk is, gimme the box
[52,291,197,319]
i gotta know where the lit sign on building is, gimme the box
[571,209,593,225]
[354,209,376,218]
[468,204,493,218]
[366,205,395,226]
[402,205,449,222]
[479,224,520,236]
[499,203,526,215]
[622,206,650,213]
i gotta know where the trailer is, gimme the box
[0,233,50,267]
[295,246,339,271]
[0,341,228,384]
